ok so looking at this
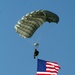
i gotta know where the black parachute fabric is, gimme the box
[14,10,59,38]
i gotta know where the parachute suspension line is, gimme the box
[33,31,42,49]
[24,38,34,47]
[36,34,41,47]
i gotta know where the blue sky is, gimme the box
[0,0,75,75]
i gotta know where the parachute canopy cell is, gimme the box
[14,10,59,38]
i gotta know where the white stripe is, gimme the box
[55,67,60,70]
[46,64,60,70]
[46,64,54,67]
[37,72,57,75]
[46,62,59,66]
[46,68,58,72]
[46,65,54,68]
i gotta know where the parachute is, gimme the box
[14,10,59,38]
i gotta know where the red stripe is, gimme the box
[46,63,60,68]
[36,73,56,75]
[46,70,58,73]
[46,66,60,70]
[46,66,56,69]
[45,62,60,74]
[37,74,50,75]
[51,62,58,64]
[46,64,60,69]
[46,62,58,64]
[55,66,60,69]
[46,62,60,67]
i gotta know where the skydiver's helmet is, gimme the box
[34,43,39,47]
[34,49,39,59]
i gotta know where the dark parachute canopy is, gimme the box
[14,10,59,38]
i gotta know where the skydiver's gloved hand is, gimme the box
[34,49,39,59]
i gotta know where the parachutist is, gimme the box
[34,49,39,59]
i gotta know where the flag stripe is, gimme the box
[46,68,58,72]
[46,62,59,66]
[37,72,57,74]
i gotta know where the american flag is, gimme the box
[36,59,60,75]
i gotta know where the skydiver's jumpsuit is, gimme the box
[34,49,39,59]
